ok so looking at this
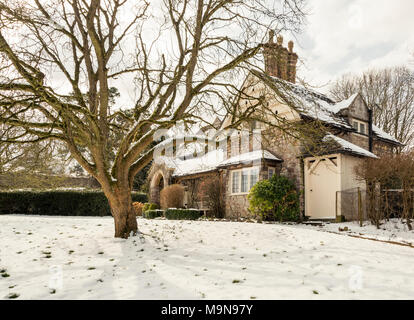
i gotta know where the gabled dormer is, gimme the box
[334,93,372,151]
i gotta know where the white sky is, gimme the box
[112,0,414,107]
[293,0,414,92]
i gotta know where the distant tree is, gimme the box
[330,67,414,147]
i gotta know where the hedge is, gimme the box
[143,203,159,212]
[164,209,203,220]
[143,209,164,219]
[0,190,147,216]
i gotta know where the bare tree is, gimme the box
[0,0,306,238]
[330,67,414,147]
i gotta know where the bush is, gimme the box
[143,203,159,212]
[160,184,185,209]
[248,175,299,222]
[164,209,203,220]
[198,176,224,218]
[0,190,147,216]
[355,152,414,229]
[132,202,144,216]
[143,209,164,219]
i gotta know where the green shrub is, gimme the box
[143,209,164,219]
[0,190,147,216]
[164,208,203,220]
[248,175,299,222]
[143,203,159,212]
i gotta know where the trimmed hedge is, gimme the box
[143,203,159,212]
[164,209,203,220]
[0,190,147,216]
[143,209,164,219]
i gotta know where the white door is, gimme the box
[305,157,340,220]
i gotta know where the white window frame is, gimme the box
[352,119,368,135]
[230,167,260,195]
[231,170,240,194]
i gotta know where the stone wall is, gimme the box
[223,161,282,219]
[372,139,395,155]
[350,132,370,150]
[147,163,174,204]
[262,130,304,206]
[347,95,369,121]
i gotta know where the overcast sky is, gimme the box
[293,0,414,92]
[108,0,414,108]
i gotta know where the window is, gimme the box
[353,121,358,130]
[268,167,275,179]
[250,169,259,189]
[232,171,240,194]
[231,167,260,195]
[360,123,366,135]
[352,120,368,135]
[241,170,249,193]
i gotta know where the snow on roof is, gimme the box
[329,93,359,114]
[323,134,378,158]
[218,150,281,167]
[155,149,280,177]
[251,70,404,146]
[155,149,225,177]
[251,70,352,129]
[372,124,402,145]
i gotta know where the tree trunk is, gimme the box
[107,188,137,238]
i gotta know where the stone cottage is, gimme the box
[148,31,403,221]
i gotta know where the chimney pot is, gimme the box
[288,40,294,53]
[269,30,274,44]
[277,35,283,45]
[263,34,298,83]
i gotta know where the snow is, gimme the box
[372,124,402,145]
[294,219,414,247]
[218,150,281,167]
[252,70,352,129]
[1,215,414,300]
[157,149,280,177]
[330,93,359,114]
[324,134,378,158]
[155,149,225,177]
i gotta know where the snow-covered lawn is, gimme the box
[1,215,414,300]
[295,219,414,247]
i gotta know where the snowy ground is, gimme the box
[294,219,414,247]
[1,215,414,300]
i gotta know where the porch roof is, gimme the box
[218,150,281,168]
[322,134,378,159]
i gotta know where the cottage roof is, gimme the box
[154,148,280,177]
[218,150,281,168]
[323,134,378,158]
[250,70,404,146]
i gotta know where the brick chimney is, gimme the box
[263,31,298,83]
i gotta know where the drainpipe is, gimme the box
[300,157,305,222]
[368,109,373,152]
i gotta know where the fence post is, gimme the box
[358,187,363,227]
